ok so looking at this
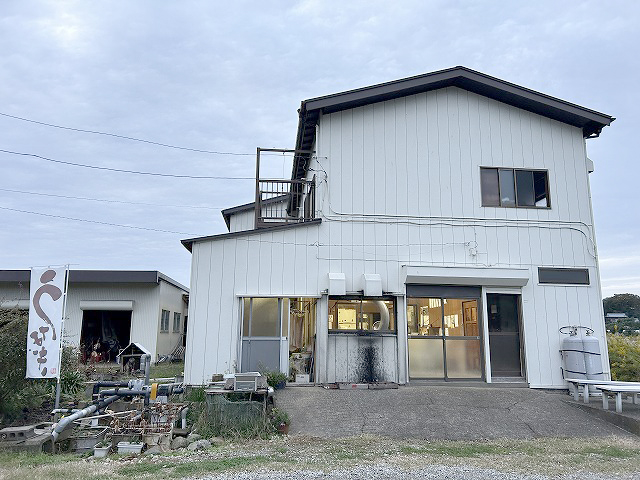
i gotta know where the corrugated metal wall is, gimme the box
[64,283,160,357]
[185,86,608,388]
[0,280,188,360]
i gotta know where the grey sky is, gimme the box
[0,1,638,297]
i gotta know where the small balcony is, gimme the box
[254,148,316,229]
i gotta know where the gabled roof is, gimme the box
[292,66,614,180]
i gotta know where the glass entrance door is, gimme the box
[407,297,482,379]
[487,294,523,377]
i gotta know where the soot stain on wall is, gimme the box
[357,338,383,383]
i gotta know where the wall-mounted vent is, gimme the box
[538,268,590,285]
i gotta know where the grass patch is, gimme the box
[149,361,184,380]
[400,443,510,457]
[0,451,76,468]
[578,445,640,459]
[171,456,272,476]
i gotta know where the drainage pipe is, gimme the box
[51,394,119,442]
[92,381,130,397]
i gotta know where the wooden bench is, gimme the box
[594,385,640,413]
[564,378,640,404]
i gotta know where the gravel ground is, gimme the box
[208,464,639,480]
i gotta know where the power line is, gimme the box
[0,149,255,179]
[0,187,222,210]
[0,111,299,158]
[0,111,256,156]
[0,205,197,235]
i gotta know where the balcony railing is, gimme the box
[255,177,315,228]
[254,148,316,229]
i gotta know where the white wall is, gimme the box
[0,280,190,359]
[228,209,255,233]
[155,280,188,357]
[64,282,160,357]
[185,86,609,388]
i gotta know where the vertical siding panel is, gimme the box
[416,92,428,263]
[351,108,366,287]
[185,245,200,383]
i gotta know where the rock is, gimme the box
[187,439,211,451]
[186,433,202,443]
[208,436,224,446]
[144,445,166,455]
[171,437,189,450]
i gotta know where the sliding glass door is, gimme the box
[407,291,483,380]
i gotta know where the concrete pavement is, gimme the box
[274,384,630,439]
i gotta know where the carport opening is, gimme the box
[80,310,131,363]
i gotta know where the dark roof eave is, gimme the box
[181,218,322,252]
[0,270,188,291]
[303,67,614,130]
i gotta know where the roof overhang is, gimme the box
[293,66,614,180]
[0,270,188,292]
[181,217,322,252]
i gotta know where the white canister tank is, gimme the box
[560,332,587,379]
[583,334,604,381]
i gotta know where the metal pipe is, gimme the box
[98,389,150,397]
[51,395,119,442]
[92,381,130,397]
[51,408,80,414]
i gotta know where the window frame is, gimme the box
[172,312,181,333]
[160,309,170,332]
[328,295,397,334]
[480,167,551,209]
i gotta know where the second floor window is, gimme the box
[160,309,170,332]
[481,167,550,208]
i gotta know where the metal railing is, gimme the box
[254,148,315,228]
[255,177,315,228]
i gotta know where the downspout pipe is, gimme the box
[51,394,120,442]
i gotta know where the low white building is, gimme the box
[0,270,188,362]
[182,66,614,388]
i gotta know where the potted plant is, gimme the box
[266,370,288,390]
[270,408,290,435]
[93,441,110,458]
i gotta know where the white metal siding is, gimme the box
[228,209,255,233]
[185,86,609,388]
[64,283,161,358]
[155,280,189,358]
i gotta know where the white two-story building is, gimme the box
[182,66,614,389]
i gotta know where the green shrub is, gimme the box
[269,408,290,428]
[263,370,288,388]
[0,308,84,425]
[607,333,640,381]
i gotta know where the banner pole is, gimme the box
[54,265,70,410]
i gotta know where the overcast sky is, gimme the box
[0,1,638,297]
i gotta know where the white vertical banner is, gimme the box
[26,267,67,378]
